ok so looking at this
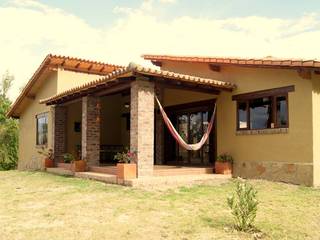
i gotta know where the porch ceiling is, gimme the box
[39,63,236,105]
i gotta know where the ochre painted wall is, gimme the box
[66,100,82,157]
[161,61,314,185]
[18,72,57,170]
[57,69,101,93]
[312,73,320,186]
[18,69,103,170]
[164,89,216,106]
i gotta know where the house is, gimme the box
[7,54,320,186]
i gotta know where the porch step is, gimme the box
[75,172,117,184]
[154,167,213,176]
[88,166,117,175]
[46,167,73,176]
[127,174,231,189]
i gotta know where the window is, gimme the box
[36,113,48,145]
[233,86,294,131]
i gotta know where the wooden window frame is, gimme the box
[233,86,294,131]
[36,112,48,146]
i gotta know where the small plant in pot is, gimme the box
[215,153,233,174]
[114,149,137,181]
[38,147,54,169]
[63,153,86,172]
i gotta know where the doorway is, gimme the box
[164,99,216,166]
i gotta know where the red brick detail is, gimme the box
[52,106,67,164]
[130,79,155,177]
[155,86,164,164]
[82,96,100,166]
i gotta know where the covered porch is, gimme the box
[41,63,235,180]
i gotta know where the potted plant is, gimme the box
[38,147,54,169]
[63,153,86,172]
[114,149,137,181]
[215,153,233,174]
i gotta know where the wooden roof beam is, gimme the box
[209,64,221,72]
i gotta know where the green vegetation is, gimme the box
[0,71,18,170]
[1,171,319,240]
[228,179,259,232]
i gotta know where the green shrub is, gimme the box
[0,119,18,170]
[227,179,258,232]
[216,153,233,163]
[0,72,18,170]
[63,153,75,163]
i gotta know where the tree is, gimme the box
[0,71,18,170]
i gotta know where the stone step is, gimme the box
[46,167,73,176]
[75,172,117,184]
[88,166,117,175]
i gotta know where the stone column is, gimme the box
[52,105,67,164]
[82,96,100,166]
[130,78,155,177]
[155,86,164,165]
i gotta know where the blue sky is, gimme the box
[0,0,319,100]
[36,0,320,27]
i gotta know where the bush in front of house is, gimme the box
[227,179,259,232]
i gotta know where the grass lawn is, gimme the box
[0,171,319,240]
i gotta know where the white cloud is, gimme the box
[0,0,319,101]
[159,0,177,4]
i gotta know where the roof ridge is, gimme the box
[48,53,124,68]
[142,54,319,63]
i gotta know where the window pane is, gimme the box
[177,114,188,164]
[249,97,272,129]
[37,114,48,145]
[238,102,247,129]
[276,96,288,127]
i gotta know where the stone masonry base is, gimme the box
[233,161,313,186]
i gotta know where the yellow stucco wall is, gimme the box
[18,69,103,170]
[66,100,82,156]
[18,72,57,170]
[312,73,320,186]
[164,89,216,106]
[161,61,314,185]
[57,69,101,93]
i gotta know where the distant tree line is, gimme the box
[0,71,18,170]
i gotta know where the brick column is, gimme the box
[52,105,67,164]
[82,96,100,166]
[155,86,164,165]
[130,78,155,177]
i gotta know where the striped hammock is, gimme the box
[155,96,216,151]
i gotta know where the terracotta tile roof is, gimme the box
[7,54,124,118]
[142,54,320,69]
[40,63,236,105]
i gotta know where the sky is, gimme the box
[0,0,320,100]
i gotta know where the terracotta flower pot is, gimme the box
[215,162,232,174]
[72,160,86,172]
[117,163,137,180]
[44,158,54,168]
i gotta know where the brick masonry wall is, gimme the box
[82,96,100,166]
[130,79,155,177]
[52,106,67,164]
[155,86,164,165]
